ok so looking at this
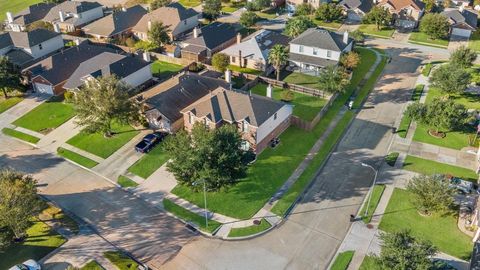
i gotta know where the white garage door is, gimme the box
[34,83,54,95]
[347,11,361,21]
[452,28,471,38]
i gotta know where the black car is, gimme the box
[135,132,168,153]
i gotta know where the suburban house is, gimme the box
[4,3,55,32]
[62,52,152,90]
[288,28,353,75]
[221,29,291,72]
[180,22,237,63]
[82,5,147,41]
[377,0,425,28]
[132,3,199,41]
[339,0,374,21]
[140,73,231,132]
[181,87,292,153]
[0,29,64,67]
[286,0,326,12]
[442,8,478,37]
[43,1,104,32]
[24,41,119,95]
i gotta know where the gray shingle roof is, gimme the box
[11,3,55,25]
[339,0,373,13]
[442,9,478,29]
[289,52,338,67]
[43,1,102,23]
[8,28,61,48]
[132,3,198,34]
[290,28,353,52]
[5,49,34,66]
[183,22,236,50]
[83,5,147,37]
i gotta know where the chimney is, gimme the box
[53,23,61,33]
[6,12,13,23]
[59,10,65,22]
[225,69,231,83]
[193,27,199,38]
[238,50,242,68]
[143,51,151,62]
[236,32,242,44]
[343,31,349,44]
[74,38,81,46]
[266,84,272,98]
[147,20,152,31]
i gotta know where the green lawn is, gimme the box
[469,30,480,52]
[177,0,201,7]
[250,83,328,121]
[228,218,271,237]
[385,152,399,167]
[331,251,355,270]
[358,24,394,38]
[228,64,263,75]
[117,175,139,188]
[255,9,279,20]
[221,4,238,13]
[127,142,169,179]
[312,18,343,30]
[359,256,381,270]
[360,185,386,223]
[403,155,478,182]
[422,63,433,76]
[81,261,103,270]
[0,97,23,114]
[66,122,140,159]
[397,84,424,138]
[104,251,139,270]
[0,220,66,269]
[12,98,75,134]
[163,199,221,233]
[283,72,323,91]
[2,127,40,143]
[426,86,480,110]
[151,60,184,81]
[0,0,41,20]
[41,204,79,235]
[408,32,449,48]
[57,147,98,168]
[379,188,473,259]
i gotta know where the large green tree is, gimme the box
[419,13,449,40]
[318,66,349,93]
[164,123,247,191]
[212,53,230,73]
[363,6,392,30]
[74,75,140,137]
[450,46,477,68]
[407,174,455,215]
[148,21,170,49]
[268,44,289,81]
[0,56,21,99]
[239,11,259,28]
[203,0,222,21]
[315,3,344,22]
[284,16,315,38]
[350,30,366,43]
[295,3,314,16]
[430,64,470,94]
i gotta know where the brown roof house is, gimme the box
[442,8,478,38]
[132,3,199,41]
[377,0,425,28]
[4,3,55,32]
[43,1,104,32]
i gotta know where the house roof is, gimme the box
[182,87,286,127]
[4,49,34,66]
[141,73,230,122]
[290,28,353,52]
[10,3,55,26]
[83,5,146,37]
[289,52,338,67]
[0,29,61,50]
[25,41,118,86]
[132,3,198,34]
[221,29,290,62]
[44,1,102,24]
[378,0,425,11]
[442,8,478,30]
[182,22,237,50]
[339,0,373,13]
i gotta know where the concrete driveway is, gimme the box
[0,94,47,129]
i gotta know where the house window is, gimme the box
[299,45,304,53]
[327,50,332,57]
[313,48,318,55]
[274,113,277,120]
[232,56,236,63]
[39,43,43,50]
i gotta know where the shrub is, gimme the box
[63,91,75,103]
[281,90,294,102]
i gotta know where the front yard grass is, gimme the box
[0,96,23,114]
[151,60,184,81]
[331,251,355,270]
[426,86,480,110]
[66,122,139,159]
[0,0,41,20]
[163,199,221,233]
[0,220,66,269]
[127,142,169,179]
[81,261,103,270]
[104,251,139,270]
[379,188,473,259]
[397,84,424,138]
[228,218,271,237]
[2,127,40,143]
[41,204,79,234]
[117,175,139,188]
[358,24,394,38]
[359,256,381,270]
[250,83,328,121]
[360,184,386,223]
[408,32,449,48]
[177,0,201,7]
[57,147,98,168]
[403,155,478,182]
[469,30,480,52]
[255,8,279,20]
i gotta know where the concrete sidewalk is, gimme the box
[37,117,82,153]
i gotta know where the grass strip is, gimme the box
[57,147,98,168]
[422,63,432,76]
[359,184,386,223]
[228,218,271,238]
[331,251,355,270]
[385,152,399,167]
[104,251,138,270]
[163,199,221,233]
[117,175,139,188]
[403,155,478,182]
[2,127,40,143]
[127,143,169,179]
[359,256,381,270]
[0,97,23,114]
[397,84,424,138]
[81,261,103,270]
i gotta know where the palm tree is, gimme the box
[268,45,289,81]
[318,66,349,94]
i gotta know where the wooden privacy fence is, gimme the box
[290,92,338,131]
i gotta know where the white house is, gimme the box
[288,28,353,75]
[43,1,104,32]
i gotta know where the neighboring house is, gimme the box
[377,0,425,28]
[132,3,199,41]
[43,1,104,32]
[0,29,64,67]
[339,0,374,21]
[288,28,353,75]
[181,87,292,153]
[442,8,478,37]
[82,5,147,41]
[286,0,329,13]
[221,29,291,72]
[140,73,230,132]
[4,3,55,32]
[180,22,237,63]
[24,41,119,95]
[63,52,152,90]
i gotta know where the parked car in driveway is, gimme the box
[9,260,41,270]
[135,132,168,153]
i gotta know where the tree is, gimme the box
[350,30,366,43]
[450,46,477,68]
[295,3,314,16]
[340,51,361,70]
[363,6,392,30]
[0,169,41,240]
[405,98,467,134]
[284,16,315,38]
[268,44,289,81]
[407,174,455,215]
[203,0,222,21]
[150,0,172,10]
[0,56,21,99]
[318,66,349,93]
[74,75,140,137]
[134,40,157,52]
[374,230,437,269]
[419,13,449,40]
[212,53,230,73]
[423,0,436,13]
[430,64,470,94]
[315,3,344,22]
[164,123,247,191]
[148,21,170,49]
[239,11,259,28]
